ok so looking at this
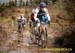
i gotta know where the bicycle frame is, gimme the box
[39,23,46,33]
[37,22,48,48]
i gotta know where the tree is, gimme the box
[15,0,17,7]
[1,3,5,7]
[0,3,1,7]
[19,0,23,7]
[23,1,25,6]
[9,0,12,8]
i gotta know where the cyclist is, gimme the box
[34,2,51,31]
[18,14,26,32]
[29,9,36,27]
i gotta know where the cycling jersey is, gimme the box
[34,8,51,22]
[18,16,26,25]
[37,9,48,24]
[31,13,35,22]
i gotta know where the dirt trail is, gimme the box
[0,21,64,53]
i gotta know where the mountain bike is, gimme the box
[35,22,48,48]
[17,20,25,45]
[18,21,25,33]
[29,21,36,41]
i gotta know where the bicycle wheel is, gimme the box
[43,28,48,48]
[18,25,21,33]
[39,27,48,48]
[30,22,36,43]
[37,27,43,47]
[18,23,23,33]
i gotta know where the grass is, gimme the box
[0,17,11,23]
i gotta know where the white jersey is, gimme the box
[18,16,26,24]
[34,8,51,21]
[18,16,25,20]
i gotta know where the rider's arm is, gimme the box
[34,13,39,22]
[34,8,39,21]
[29,13,32,22]
[44,8,51,22]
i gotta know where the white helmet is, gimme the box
[32,9,36,13]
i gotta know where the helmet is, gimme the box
[39,2,46,8]
[32,9,35,13]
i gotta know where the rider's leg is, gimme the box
[44,24,47,31]
[34,22,40,33]
[34,22,40,43]
[18,24,21,32]
[42,24,47,41]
